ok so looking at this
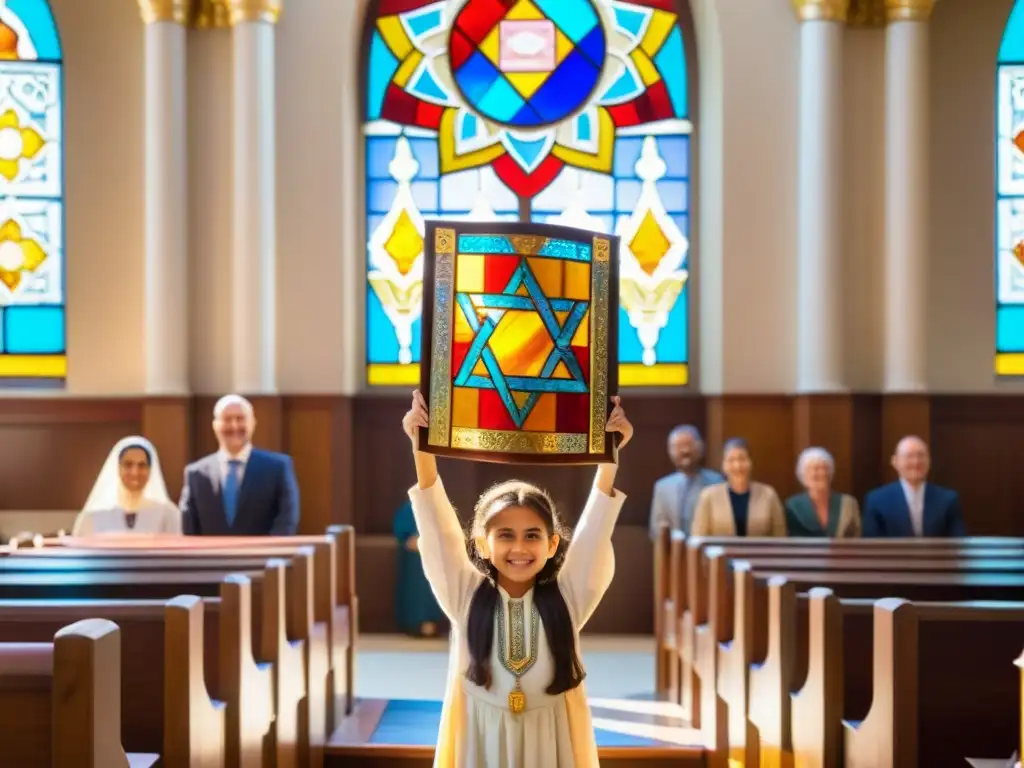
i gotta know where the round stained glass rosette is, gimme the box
[447,0,608,129]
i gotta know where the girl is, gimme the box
[402,389,633,768]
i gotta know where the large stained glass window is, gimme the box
[364,0,692,388]
[997,2,1024,375]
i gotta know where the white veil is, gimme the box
[81,436,172,513]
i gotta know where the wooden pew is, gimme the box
[0,577,271,767]
[677,540,1024,722]
[0,555,322,767]
[0,617,145,767]
[10,525,358,722]
[653,532,1024,697]
[700,552,1024,767]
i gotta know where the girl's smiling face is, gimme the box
[478,504,560,587]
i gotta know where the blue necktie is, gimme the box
[223,459,242,527]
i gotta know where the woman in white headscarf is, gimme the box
[72,436,182,536]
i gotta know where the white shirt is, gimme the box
[218,443,252,484]
[900,479,926,537]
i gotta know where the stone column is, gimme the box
[228,0,280,394]
[793,0,848,393]
[883,0,934,393]
[138,0,190,394]
[791,0,853,495]
[881,0,934,458]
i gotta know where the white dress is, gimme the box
[408,477,626,768]
[71,501,182,536]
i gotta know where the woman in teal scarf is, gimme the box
[393,499,445,636]
[785,447,862,538]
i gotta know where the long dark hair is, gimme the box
[464,480,585,695]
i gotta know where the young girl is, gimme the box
[402,389,633,768]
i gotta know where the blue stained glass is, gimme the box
[4,305,63,354]
[409,66,449,103]
[458,235,515,254]
[574,26,608,71]
[613,3,649,38]
[529,51,601,123]
[410,181,439,212]
[367,180,399,214]
[0,310,4,352]
[602,66,644,102]
[618,292,688,364]
[659,137,690,177]
[614,137,645,177]
[454,51,502,104]
[408,138,439,179]
[461,113,478,140]
[405,4,443,39]
[997,306,1024,352]
[577,114,592,141]
[655,27,689,119]
[615,180,642,211]
[367,32,398,121]
[476,77,525,123]
[1001,1,1024,62]
[367,137,399,179]
[537,238,591,261]
[511,102,544,127]
[656,180,688,213]
[367,287,422,363]
[504,135,549,172]
[534,0,599,44]
[6,0,61,60]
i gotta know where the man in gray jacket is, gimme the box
[649,425,723,539]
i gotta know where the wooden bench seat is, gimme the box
[0,618,137,767]
[695,549,1024,766]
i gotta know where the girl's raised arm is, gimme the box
[558,398,633,628]
[403,391,482,620]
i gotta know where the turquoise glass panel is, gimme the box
[1001,1,1024,62]
[4,305,64,354]
[6,0,60,60]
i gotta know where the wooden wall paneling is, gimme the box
[849,394,883,502]
[333,396,356,526]
[792,394,855,494]
[930,395,1024,536]
[880,394,931,482]
[705,395,799,500]
[0,399,142,511]
[246,395,283,452]
[140,397,194,501]
[283,396,337,535]
[192,396,218,458]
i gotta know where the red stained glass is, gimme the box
[618,0,677,9]
[378,0,436,14]
[452,341,470,374]
[453,0,509,45]
[414,100,444,130]
[572,346,590,385]
[449,27,476,71]
[642,80,674,123]
[492,154,564,199]
[555,393,591,434]
[478,389,518,431]
[381,83,419,125]
[483,254,520,293]
[607,100,640,128]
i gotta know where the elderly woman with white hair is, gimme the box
[784,447,861,538]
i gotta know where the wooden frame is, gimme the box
[418,219,620,465]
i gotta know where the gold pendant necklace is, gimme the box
[496,597,539,714]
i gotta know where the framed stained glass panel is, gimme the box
[418,220,619,464]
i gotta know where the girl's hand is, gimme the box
[606,395,633,450]
[402,389,429,446]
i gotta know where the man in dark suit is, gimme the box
[862,435,965,538]
[179,394,300,536]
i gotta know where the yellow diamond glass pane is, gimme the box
[384,209,423,275]
[629,210,672,275]
[488,309,554,377]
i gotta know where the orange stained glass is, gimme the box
[487,309,554,377]
[563,260,590,300]
[527,256,562,296]
[456,253,485,292]
[452,386,479,428]
[522,393,557,432]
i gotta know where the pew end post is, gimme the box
[327,524,357,717]
[52,618,131,768]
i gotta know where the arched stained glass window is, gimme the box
[0,0,64,386]
[363,0,693,388]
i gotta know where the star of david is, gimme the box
[454,259,589,428]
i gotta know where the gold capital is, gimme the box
[137,0,190,24]
[194,0,232,28]
[792,0,850,22]
[884,0,935,22]
[227,0,282,25]
[848,0,886,26]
